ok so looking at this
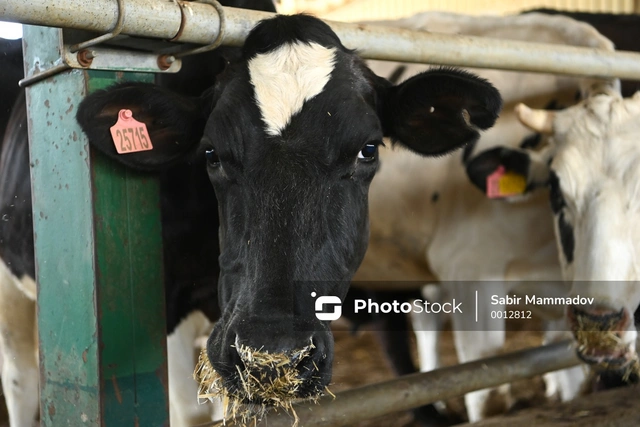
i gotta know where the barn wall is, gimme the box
[276,0,636,21]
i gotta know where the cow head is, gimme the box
[467,82,640,372]
[77,14,501,410]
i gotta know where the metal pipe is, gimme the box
[18,63,71,88]
[201,340,580,427]
[68,0,126,52]
[4,0,640,80]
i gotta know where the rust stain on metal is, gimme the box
[111,374,123,404]
[82,349,87,363]
[44,99,50,108]
[48,403,56,417]
[65,103,74,115]
[170,1,188,41]
[157,54,175,71]
[77,50,95,67]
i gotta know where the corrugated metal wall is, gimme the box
[277,0,638,21]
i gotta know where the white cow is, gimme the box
[354,11,618,422]
[479,84,640,377]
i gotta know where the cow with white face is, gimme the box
[356,11,620,422]
[474,84,640,374]
[76,14,501,420]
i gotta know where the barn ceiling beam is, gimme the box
[4,0,640,81]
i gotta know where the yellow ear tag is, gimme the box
[486,166,527,198]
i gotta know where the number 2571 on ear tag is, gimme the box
[109,109,153,154]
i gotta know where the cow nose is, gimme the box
[204,316,334,408]
[569,305,628,331]
[567,305,636,368]
[229,332,330,402]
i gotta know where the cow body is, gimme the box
[357,11,620,422]
[0,12,501,427]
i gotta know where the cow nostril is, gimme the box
[229,337,319,399]
[233,336,316,371]
[570,305,627,329]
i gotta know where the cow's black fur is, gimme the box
[0,93,33,280]
[0,38,22,135]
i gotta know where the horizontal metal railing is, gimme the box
[3,0,640,80]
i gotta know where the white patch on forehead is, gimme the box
[248,41,336,136]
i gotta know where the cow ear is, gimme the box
[76,82,208,171]
[465,146,551,200]
[380,68,502,156]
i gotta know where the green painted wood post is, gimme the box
[23,26,169,426]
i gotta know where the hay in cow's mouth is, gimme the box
[573,315,640,382]
[194,342,325,426]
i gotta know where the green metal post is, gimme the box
[23,26,169,426]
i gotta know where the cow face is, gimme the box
[77,14,501,407]
[467,86,640,372]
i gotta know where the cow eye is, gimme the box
[358,142,379,161]
[205,148,220,166]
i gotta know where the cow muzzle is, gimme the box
[196,323,332,423]
[567,304,637,370]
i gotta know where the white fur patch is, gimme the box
[248,41,336,136]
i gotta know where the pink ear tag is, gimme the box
[109,109,153,154]
[486,165,527,198]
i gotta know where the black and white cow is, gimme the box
[470,83,640,378]
[0,12,501,427]
[76,13,500,418]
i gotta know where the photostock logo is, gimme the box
[312,292,342,321]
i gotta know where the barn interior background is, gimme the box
[1,0,639,427]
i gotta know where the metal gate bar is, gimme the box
[3,0,640,80]
[217,340,580,427]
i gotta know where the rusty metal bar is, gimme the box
[210,340,581,427]
[3,0,640,80]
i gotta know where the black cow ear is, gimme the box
[76,82,207,171]
[466,146,550,200]
[379,68,502,156]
